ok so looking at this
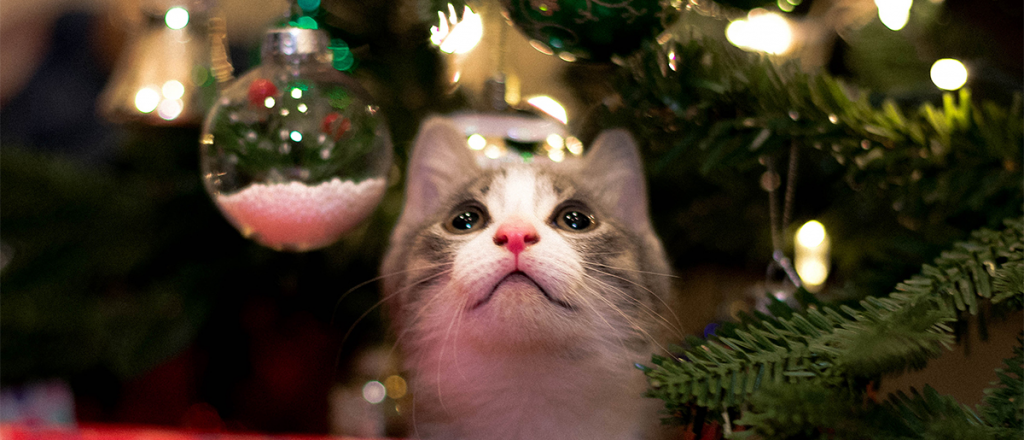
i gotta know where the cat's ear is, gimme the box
[583,129,651,230]
[402,116,478,222]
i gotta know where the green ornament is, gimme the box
[500,0,668,60]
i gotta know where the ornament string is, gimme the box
[765,140,802,289]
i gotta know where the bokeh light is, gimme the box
[362,381,386,404]
[162,80,185,100]
[795,220,830,292]
[875,0,912,31]
[165,7,190,30]
[930,58,968,90]
[796,220,826,248]
[725,10,793,55]
[430,4,484,54]
[526,96,568,124]
[157,98,183,120]
[134,88,160,113]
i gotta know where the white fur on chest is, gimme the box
[409,340,655,440]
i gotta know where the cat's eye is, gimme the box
[554,205,596,232]
[445,205,488,234]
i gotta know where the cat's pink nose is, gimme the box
[493,220,539,256]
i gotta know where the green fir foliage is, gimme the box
[734,382,1004,440]
[644,218,1024,434]
[981,339,1024,431]
[620,36,1022,227]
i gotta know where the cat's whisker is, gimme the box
[564,283,631,355]
[577,281,671,357]
[581,270,685,341]
[351,266,456,377]
[581,260,680,279]
[341,264,454,349]
[435,279,464,418]
[332,261,452,325]
[580,259,686,338]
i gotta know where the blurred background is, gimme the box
[0,0,1020,437]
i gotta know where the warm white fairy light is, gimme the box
[484,143,503,159]
[795,220,830,292]
[546,134,564,150]
[430,4,483,54]
[566,136,584,155]
[930,58,968,90]
[162,80,185,100]
[362,381,386,404]
[134,88,160,113]
[875,0,913,31]
[467,133,487,150]
[264,97,276,108]
[157,98,183,120]
[526,96,568,124]
[165,7,190,30]
[547,148,565,162]
[725,10,793,55]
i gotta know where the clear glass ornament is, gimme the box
[201,26,392,252]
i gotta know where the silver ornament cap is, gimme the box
[261,27,330,63]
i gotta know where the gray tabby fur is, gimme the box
[381,116,677,440]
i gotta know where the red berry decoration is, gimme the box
[321,112,351,140]
[247,78,278,106]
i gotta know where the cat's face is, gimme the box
[382,117,672,360]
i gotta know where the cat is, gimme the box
[380,116,677,440]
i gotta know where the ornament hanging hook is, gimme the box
[764,139,802,290]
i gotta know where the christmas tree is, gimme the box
[0,0,1020,436]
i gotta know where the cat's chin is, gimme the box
[471,271,573,311]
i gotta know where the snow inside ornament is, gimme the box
[201,26,392,251]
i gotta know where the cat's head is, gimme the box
[382,116,673,359]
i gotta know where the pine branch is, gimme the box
[731,383,999,440]
[617,36,1022,225]
[980,337,1024,431]
[644,217,1024,422]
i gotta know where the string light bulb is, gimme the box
[795,220,831,292]
[98,0,220,125]
[930,58,968,91]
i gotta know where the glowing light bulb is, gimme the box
[134,88,160,113]
[566,136,584,155]
[796,220,826,248]
[794,220,830,292]
[430,4,483,54]
[796,259,829,285]
[384,375,408,399]
[484,143,503,159]
[725,10,793,55]
[165,7,190,30]
[157,98,184,120]
[362,381,386,404]
[289,131,303,142]
[875,0,912,31]
[546,134,564,150]
[526,96,568,124]
[467,133,486,150]
[162,80,185,100]
[291,88,303,99]
[548,148,565,162]
[930,58,968,90]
